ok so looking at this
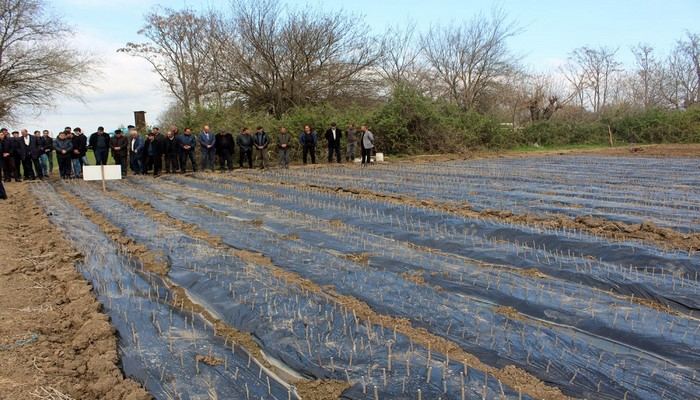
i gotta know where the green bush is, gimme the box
[164,96,700,157]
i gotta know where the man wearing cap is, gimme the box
[10,131,22,180]
[324,122,342,163]
[110,129,129,177]
[197,125,216,172]
[215,128,234,171]
[89,126,111,165]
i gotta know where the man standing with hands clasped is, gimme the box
[277,127,291,169]
[198,125,216,172]
[110,129,128,177]
[325,122,342,163]
[253,126,270,169]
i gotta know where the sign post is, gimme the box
[83,165,122,191]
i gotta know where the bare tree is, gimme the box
[564,46,622,113]
[420,7,521,112]
[661,32,700,109]
[0,0,99,121]
[119,7,221,114]
[216,0,382,118]
[627,44,665,109]
[378,20,427,92]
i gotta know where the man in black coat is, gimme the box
[89,126,111,165]
[163,130,179,173]
[215,128,235,171]
[151,127,166,176]
[10,131,22,180]
[1,128,19,182]
[71,127,88,178]
[39,130,54,176]
[18,129,43,180]
[324,122,342,163]
[109,129,129,177]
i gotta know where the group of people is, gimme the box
[0,122,376,200]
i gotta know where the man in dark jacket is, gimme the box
[215,128,234,171]
[129,129,144,175]
[236,127,253,169]
[109,129,129,177]
[299,125,317,165]
[151,127,166,176]
[71,127,88,178]
[164,130,179,173]
[53,130,74,179]
[277,127,291,169]
[1,129,19,182]
[10,131,22,180]
[89,126,111,165]
[39,130,54,176]
[18,129,43,180]
[177,127,197,173]
[0,135,6,198]
[324,122,342,163]
[143,132,158,175]
[253,126,270,169]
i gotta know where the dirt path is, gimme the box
[0,182,150,400]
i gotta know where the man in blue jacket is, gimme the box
[299,125,317,164]
[177,127,197,173]
[129,129,144,175]
[197,125,216,172]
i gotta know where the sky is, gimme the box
[12,0,700,135]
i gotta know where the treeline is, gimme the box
[123,0,700,154]
[175,87,700,155]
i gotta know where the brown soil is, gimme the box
[0,183,150,400]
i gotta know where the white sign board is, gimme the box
[83,165,122,181]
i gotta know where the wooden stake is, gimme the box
[608,125,614,148]
[101,164,106,192]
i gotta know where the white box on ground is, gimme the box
[83,165,122,181]
[375,153,384,162]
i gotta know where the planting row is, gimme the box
[103,175,700,400]
[261,156,700,233]
[47,181,525,399]
[33,183,297,400]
